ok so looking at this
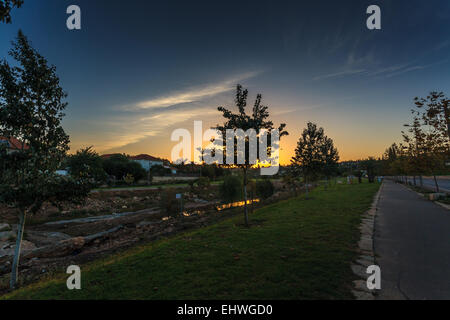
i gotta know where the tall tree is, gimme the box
[403,101,446,191]
[291,122,338,197]
[0,31,90,289]
[215,84,288,226]
[0,0,23,23]
[414,92,450,143]
[320,135,340,186]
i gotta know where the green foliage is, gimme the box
[3,182,381,300]
[103,154,146,182]
[220,175,242,203]
[201,165,215,180]
[291,122,339,183]
[361,157,378,183]
[282,170,300,195]
[150,164,171,176]
[0,31,90,288]
[196,176,210,189]
[0,0,23,23]
[66,147,106,185]
[0,31,91,213]
[214,84,288,225]
[123,173,134,185]
[256,178,275,200]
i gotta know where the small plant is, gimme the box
[256,179,275,200]
[124,173,134,185]
[196,177,210,189]
[220,175,243,203]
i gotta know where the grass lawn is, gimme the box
[3,181,380,300]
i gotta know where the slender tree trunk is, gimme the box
[10,210,26,290]
[413,176,416,186]
[243,168,249,227]
[419,175,423,188]
[433,175,440,193]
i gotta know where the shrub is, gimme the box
[220,175,243,203]
[66,147,107,185]
[124,173,134,184]
[256,179,275,200]
[103,154,146,182]
[196,177,210,189]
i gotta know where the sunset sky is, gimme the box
[1,0,450,164]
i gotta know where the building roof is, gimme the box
[100,153,122,159]
[130,154,164,162]
[0,136,29,150]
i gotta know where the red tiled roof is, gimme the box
[0,136,29,150]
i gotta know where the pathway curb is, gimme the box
[351,181,383,300]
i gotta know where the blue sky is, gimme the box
[1,0,450,162]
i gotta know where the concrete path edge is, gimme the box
[351,181,384,300]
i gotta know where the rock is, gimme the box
[352,290,375,300]
[25,231,71,246]
[353,280,372,293]
[356,257,374,268]
[24,237,85,259]
[21,240,36,252]
[0,240,36,259]
[351,264,368,279]
[84,225,123,244]
[358,237,373,252]
[0,223,10,232]
[137,221,157,228]
[0,231,15,241]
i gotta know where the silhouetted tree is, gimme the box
[0,31,91,289]
[215,84,288,226]
[291,122,338,198]
[0,0,23,23]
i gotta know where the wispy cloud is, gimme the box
[128,71,261,110]
[372,60,448,78]
[85,71,263,152]
[313,69,366,81]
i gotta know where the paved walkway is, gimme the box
[374,180,450,300]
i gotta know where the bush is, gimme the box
[196,177,210,189]
[103,154,146,182]
[220,175,242,203]
[150,164,172,176]
[256,179,274,200]
[124,173,134,184]
[66,147,107,185]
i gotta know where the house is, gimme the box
[0,136,29,154]
[129,154,165,171]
